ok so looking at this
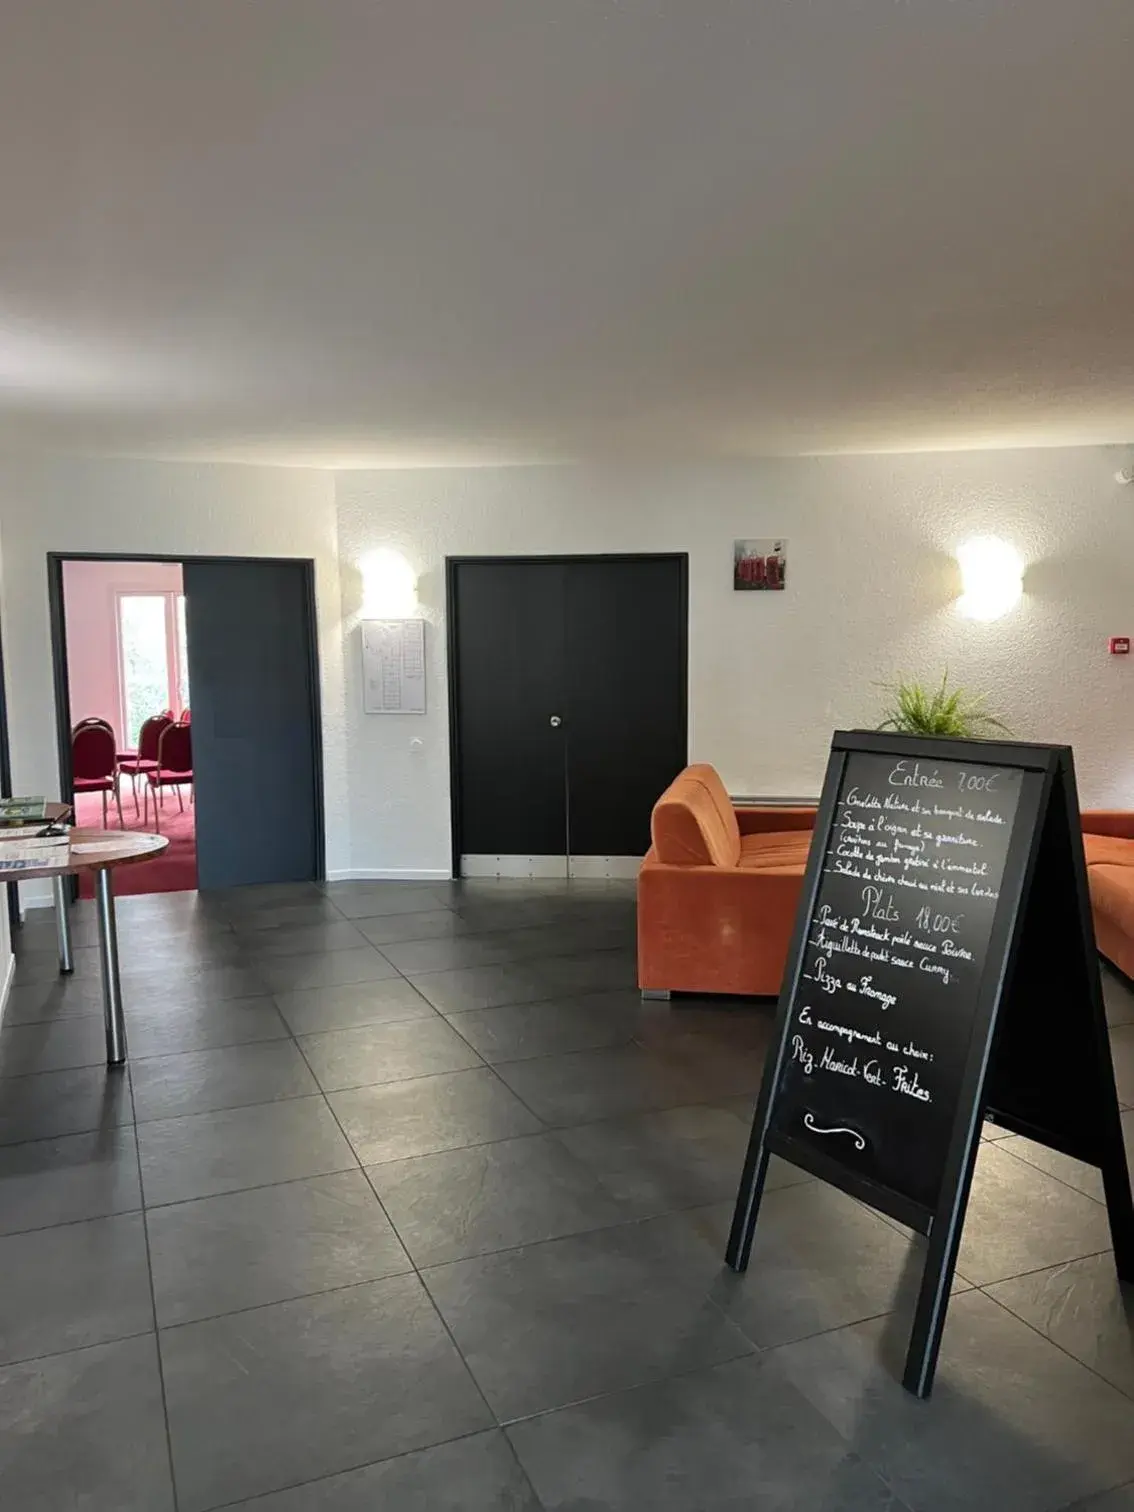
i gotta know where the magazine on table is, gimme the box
[0,823,71,862]
[0,798,49,825]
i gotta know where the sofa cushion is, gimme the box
[1084,833,1134,869]
[650,763,741,867]
[1088,863,1134,927]
[738,831,813,872]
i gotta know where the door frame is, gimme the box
[0,595,20,934]
[444,552,689,878]
[47,552,327,884]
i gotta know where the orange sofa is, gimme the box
[1082,811,1134,981]
[637,764,816,998]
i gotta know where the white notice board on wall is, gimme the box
[361,619,426,714]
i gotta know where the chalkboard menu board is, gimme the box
[772,749,1022,1216]
[727,731,1134,1398]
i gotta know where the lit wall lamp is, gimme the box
[956,536,1024,622]
[359,548,418,618]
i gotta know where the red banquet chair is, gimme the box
[72,722,124,828]
[118,714,174,816]
[144,722,192,832]
[74,717,117,757]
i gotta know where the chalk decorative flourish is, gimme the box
[803,1113,866,1151]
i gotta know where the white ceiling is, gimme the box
[1,0,1132,467]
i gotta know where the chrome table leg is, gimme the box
[52,875,74,974]
[94,869,127,1065]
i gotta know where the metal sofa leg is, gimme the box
[641,989,671,1001]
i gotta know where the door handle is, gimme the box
[549,716,562,728]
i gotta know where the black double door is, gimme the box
[450,556,687,871]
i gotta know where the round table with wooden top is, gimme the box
[0,827,169,1066]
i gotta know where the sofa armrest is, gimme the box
[1081,810,1134,840]
[735,805,817,836]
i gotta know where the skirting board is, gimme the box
[461,854,642,880]
[326,868,453,882]
[567,855,642,880]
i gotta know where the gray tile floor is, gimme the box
[2,878,1134,1508]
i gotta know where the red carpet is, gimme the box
[74,787,198,897]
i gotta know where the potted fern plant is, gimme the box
[877,670,1009,739]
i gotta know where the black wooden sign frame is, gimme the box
[726,730,1134,1398]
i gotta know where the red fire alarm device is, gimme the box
[1109,636,1130,655]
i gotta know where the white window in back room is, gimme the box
[117,591,189,749]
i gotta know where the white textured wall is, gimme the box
[0,455,348,899]
[2,445,1129,895]
[336,446,1134,876]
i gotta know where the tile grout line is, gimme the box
[298,904,517,1456]
[492,1347,777,1436]
[368,1174,725,1277]
[973,1263,1134,1406]
[1,1099,736,1236]
[269,904,424,1289]
[971,1246,1116,1292]
[239,938,366,1189]
[126,1058,183,1512]
[327,915,1134,1434]
[5,899,747,1266]
[156,1267,419,1339]
[989,1140,1111,1207]
[194,1423,542,1512]
[304,900,573,1169]
[13,1220,1120,1437]
[0,1324,158,1374]
[0,1054,738,1157]
[316,895,718,1470]
[23,884,1133,1508]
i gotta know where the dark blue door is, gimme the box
[183,560,322,890]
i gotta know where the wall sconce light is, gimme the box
[956,536,1024,622]
[359,548,418,618]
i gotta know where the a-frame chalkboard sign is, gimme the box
[726,731,1134,1397]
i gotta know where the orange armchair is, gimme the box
[637,764,815,999]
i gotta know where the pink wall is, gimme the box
[63,559,184,744]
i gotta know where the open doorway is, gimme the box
[50,552,325,895]
[61,559,196,897]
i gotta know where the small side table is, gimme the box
[0,827,169,1066]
